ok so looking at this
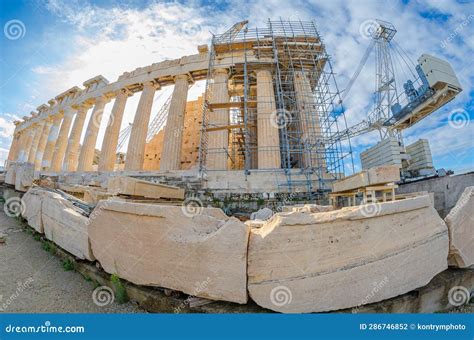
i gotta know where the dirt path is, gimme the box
[0,203,142,313]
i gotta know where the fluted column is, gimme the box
[256,69,281,169]
[15,130,28,162]
[293,70,325,170]
[27,122,44,163]
[7,127,21,162]
[207,68,229,170]
[34,119,53,170]
[63,105,90,172]
[41,116,62,170]
[50,108,75,172]
[20,128,35,162]
[77,96,109,172]
[99,88,132,172]
[160,75,189,171]
[125,81,158,171]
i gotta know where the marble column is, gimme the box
[50,108,76,172]
[99,88,131,172]
[207,68,229,170]
[293,70,325,170]
[15,130,28,162]
[77,96,109,172]
[256,69,281,169]
[160,75,189,171]
[63,105,90,172]
[124,81,158,171]
[41,116,62,170]
[7,127,21,162]
[21,127,35,163]
[34,119,53,170]
[27,122,44,163]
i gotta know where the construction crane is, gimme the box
[333,19,462,144]
[213,20,248,44]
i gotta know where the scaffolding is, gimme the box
[199,19,354,193]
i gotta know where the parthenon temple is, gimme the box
[5,20,350,194]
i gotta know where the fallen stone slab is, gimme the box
[88,200,249,304]
[21,187,48,233]
[4,163,17,185]
[107,176,184,200]
[41,191,95,261]
[14,163,35,192]
[247,195,448,313]
[332,165,400,193]
[445,186,474,268]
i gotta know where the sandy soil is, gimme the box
[0,204,143,313]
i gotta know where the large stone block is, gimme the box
[247,195,448,313]
[332,165,400,192]
[14,163,35,192]
[4,163,17,185]
[107,176,184,200]
[445,186,473,268]
[21,187,48,233]
[41,191,95,261]
[88,201,249,304]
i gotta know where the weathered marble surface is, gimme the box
[445,186,473,268]
[14,163,34,192]
[247,195,449,313]
[88,200,249,303]
[21,187,47,233]
[42,191,95,261]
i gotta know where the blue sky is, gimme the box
[0,0,473,174]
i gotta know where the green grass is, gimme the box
[41,240,56,255]
[33,234,41,241]
[111,274,129,304]
[62,258,75,271]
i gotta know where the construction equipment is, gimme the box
[336,19,462,143]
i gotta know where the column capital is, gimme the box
[142,80,160,90]
[118,87,133,97]
[94,95,110,106]
[174,74,189,82]
[214,68,229,76]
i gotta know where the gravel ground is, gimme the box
[0,204,143,313]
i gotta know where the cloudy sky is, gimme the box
[0,0,472,174]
